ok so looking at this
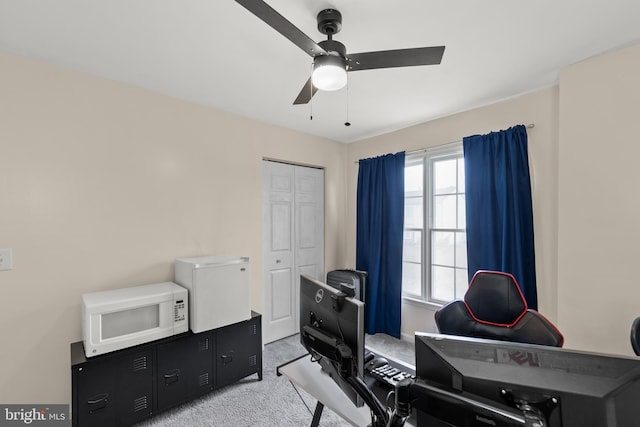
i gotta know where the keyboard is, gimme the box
[368,362,415,388]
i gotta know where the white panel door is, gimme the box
[295,165,324,284]
[262,161,324,344]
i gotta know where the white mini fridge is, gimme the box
[175,256,251,333]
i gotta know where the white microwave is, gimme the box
[82,282,188,357]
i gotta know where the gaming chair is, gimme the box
[435,270,564,347]
[631,316,640,356]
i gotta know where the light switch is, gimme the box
[0,248,13,271]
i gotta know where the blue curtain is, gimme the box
[463,125,538,309]
[356,152,405,338]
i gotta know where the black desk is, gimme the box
[277,349,415,427]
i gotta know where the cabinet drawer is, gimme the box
[156,332,214,411]
[215,316,262,388]
[74,349,153,427]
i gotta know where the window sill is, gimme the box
[402,296,443,311]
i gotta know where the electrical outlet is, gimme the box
[0,248,13,271]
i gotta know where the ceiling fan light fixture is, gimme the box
[312,54,347,91]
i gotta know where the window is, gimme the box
[402,143,467,305]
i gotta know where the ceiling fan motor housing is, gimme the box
[317,9,342,36]
[318,39,346,58]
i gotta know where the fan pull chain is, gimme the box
[344,77,351,127]
[309,62,314,120]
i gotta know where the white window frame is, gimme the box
[402,142,467,307]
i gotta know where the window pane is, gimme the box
[458,158,465,193]
[402,262,422,296]
[456,232,467,268]
[405,163,423,193]
[455,268,469,299]
[431,265,455,301]
[433,195,457,228]
[457,195,466,229]
[403,230,422,263]
[403,145,465,305]
[433,159,457,195]
[432,231,454,266]
[404,196,423,228]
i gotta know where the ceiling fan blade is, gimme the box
[235,0,326,57]
[293,78,318,105]
[347,46,445,72]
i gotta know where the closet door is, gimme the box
[262,161,324,343]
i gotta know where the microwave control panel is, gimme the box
[173,299,186,323]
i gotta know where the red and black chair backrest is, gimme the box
[435,270,564,347]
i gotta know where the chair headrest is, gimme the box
[464,270,527,327]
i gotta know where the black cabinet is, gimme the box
[72,347,153,427]
[156,332,214,411]
[215,313,262,388]
[71,312,262,427]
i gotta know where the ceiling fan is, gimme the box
[235,0,446,105]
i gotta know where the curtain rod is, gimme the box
[405,123,535,156]
[355,123,535,163]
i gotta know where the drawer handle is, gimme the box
[164,369,180,385]
[87,393,109,413]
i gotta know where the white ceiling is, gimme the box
[1,0,640,143]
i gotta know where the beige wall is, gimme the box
[344,87,560,340]
[3,40,640,406]
[558,43,640,356]
[344,43,640,355]
[0,51,347,404]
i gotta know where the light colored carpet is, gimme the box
[137,333,414,427]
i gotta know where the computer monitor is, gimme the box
[299,274,365,406]
[410,332,640,427]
